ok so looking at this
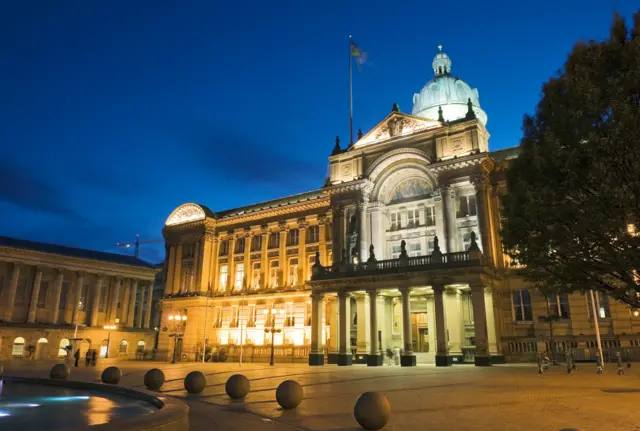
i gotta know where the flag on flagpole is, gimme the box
[350,39,368,67]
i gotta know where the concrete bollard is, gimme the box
[276,380,303,410]
[184,371,207,394]
[225,374,250,399]
[144,368,165,391]
[50,364,70,380]
[354,392,390,430]
[101,366,122,385]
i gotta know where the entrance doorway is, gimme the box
[35,338,48,360]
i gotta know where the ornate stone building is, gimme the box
[0,236,158,361]
[159,48,640,366]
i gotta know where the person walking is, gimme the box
[85,350,91,367]
[91,349,97,366]
[73,349,80,367]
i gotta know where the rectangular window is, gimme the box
[219,265,228,291]
[288,258,298,286]
[183,243,195,259]
[284,303,295,327]
[427,238,435,255]
[512,289,533,321]
[462,232,473,251]
[78,284,88,311]
[182,268,194,292]
[251,263,261,290]
[12,341,24,357]
[408,242,421,257]
[456,194,477,218]
[219,240,229,256]
[99,280,109,312]
[287,229,299,246]
[390,212,402,231]
[234,264,245,291]
[587,291,610,319]
[407,209,420,228]
[269,261,279,288]
[59,281,69,309]
[425,206,436,227]
[548,293,570,319]
[392,244,402,259]
[250,235,262,252]
[268,232,280,249]
[234,237,245,254]
[307,225,320,243]
[37,281,48,308]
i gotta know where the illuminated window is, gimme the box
[119,339,128,353]
[58,338,70,357]
[425,206,436,227]
[427,237,435,254]
[548,294,570,319]
[212,307,222,328]
[287,229,299,246]
[137,340,145,353]
[407,209,420,228]
[457,194,477,218]
[78,284,88,311]
[234,237,245,254]
[284,303,295,327]
[268,232,280,249]
[307,225,320,243]
[392,243,402,259]
[251,263,261,290]
[288,259,298,286]
[512,290,533,321]
[587,292,610,319]
[219,240,229,256]
[269,261,279,288]
[12,337,25,357]
[250,235,262,251]
[234,264,245,291]
[408,242,422,257]
[219,265,228,291]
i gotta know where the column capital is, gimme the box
[317,214,328,225]
[279,221,289,232]
[400,287,413,296]
[204,230,217,242]
[366,288,379,298]
[297,218,309,229]
[432,283,446,294]
[470,173,489,190]
[337,290,351,299]
[310,292,325,301]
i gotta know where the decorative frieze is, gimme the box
[268,251,279,258]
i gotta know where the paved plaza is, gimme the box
[3,360,640,430]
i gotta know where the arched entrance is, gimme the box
[35,338,48,360]
[58,338,70,358]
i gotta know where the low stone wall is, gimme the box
[4,376,189,431]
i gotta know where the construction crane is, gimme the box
[116,234,163,258]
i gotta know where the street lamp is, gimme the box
[103,325,117,358]
[168,313,187,364]
[264,307,284,366]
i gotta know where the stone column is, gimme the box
[367,289,382,366]
[427,296,436,357]
[470,282,491,366]
[121,279,131,327]
[49,270,64,324]
[27,266,43,323]
[209,234,219,291]
[108,278,121,324]
[318,215,328,265]
[309,293,325,366]
[243,231,251,288]
[200,231,215,292]
[260,226,269,289]
[192,238,201,291]
[433,191,447,251]
[297,220,307,284]
[472,175,492,259]
[400,287,416,366]
[135,282,144,328]
[127,280,138,327]
[441,185,457,253]
[337,291,352,366]
[357,197,368,262]
[278,223,288,287]
[172,244,183,294]
[331,207,342,266]
[355,293,370,355]
[433,284,451,366]
[165,245,176,295]
[144,280,154,328]
[3,263,21,321]
[227,234,237,293]
[445,288,464,360]
[90,277,103,327]
[484,290,499,356]
[327,296,339,363]
[71,272,84,325]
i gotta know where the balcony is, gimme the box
[311,250,482,281]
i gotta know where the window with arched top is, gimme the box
[37,338,48,343]
[12,337,25,356]
[119,339,128,353]
[58,338,70,357]
[137,340,145,353]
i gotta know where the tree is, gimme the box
[501,12,640,309]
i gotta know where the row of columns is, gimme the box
[2,263,154,329]
[309,282,494,367]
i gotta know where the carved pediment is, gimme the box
[354,113,442,148]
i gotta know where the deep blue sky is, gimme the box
[1,1,636,263]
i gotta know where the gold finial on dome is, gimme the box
[438,44,443,52]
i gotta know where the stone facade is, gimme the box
[158,48,640,365]
[0,237,158,361]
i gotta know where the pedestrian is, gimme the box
[73,349,80,368]
[91,349,97,366]
[85,350,91,367]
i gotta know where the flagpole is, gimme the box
[349,35,354,146]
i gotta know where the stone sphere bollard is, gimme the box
[184,371,207,394]
[276,380,303,410]
[354,392,391,430]
[225,374,250,399]
[144,368,165,391]
[50,364,70,380]
[101,366,122,385]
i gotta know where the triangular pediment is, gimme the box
[353,112,442,149]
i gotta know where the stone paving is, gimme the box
[3,360,640,430]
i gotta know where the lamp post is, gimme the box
[168,312,187,364]
[264,307,284,366]
[103,325,117,358]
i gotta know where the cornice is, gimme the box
[215,197,330,228]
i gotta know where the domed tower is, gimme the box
[412,45,487,126]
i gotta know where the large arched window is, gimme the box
[58,338,70,357]
[12,337,25,357]
[119,339,128,353]
[137,340,145,353]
